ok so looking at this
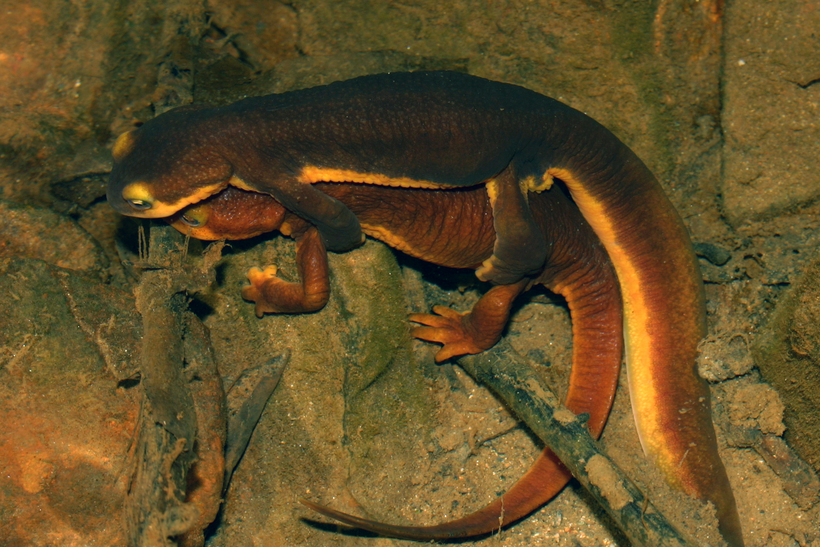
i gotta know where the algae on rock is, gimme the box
[753,253,820,472]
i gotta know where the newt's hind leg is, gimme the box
[476,165,548,285]
[241,227,330,316]
[411,280,529,362]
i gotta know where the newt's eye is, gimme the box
[127,199,152,211]
[180,213,201,227]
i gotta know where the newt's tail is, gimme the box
[301,200,625,539]
[550,106,743,546]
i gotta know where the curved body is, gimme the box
[109,71,742,545]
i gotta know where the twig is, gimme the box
[457,341,696,547]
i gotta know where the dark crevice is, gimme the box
[786,76,820,89]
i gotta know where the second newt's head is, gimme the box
[168,186,288,241]
[107,105,234,219]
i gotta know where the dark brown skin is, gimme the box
[111,71,743,545]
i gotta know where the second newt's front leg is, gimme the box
[242,227,330,316]
[410,280,530,362]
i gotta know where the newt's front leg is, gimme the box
[232,173,365,253]
[242,227,330,316]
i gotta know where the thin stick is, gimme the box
[457,342,696,547]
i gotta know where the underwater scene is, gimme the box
[1,1,819,546]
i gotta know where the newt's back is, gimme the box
[210,72,576,188]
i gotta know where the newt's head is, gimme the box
[107,105,234,219]
[168,186,287,241]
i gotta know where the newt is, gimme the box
[107,71,743,546]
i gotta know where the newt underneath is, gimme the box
[107,71,743,546]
